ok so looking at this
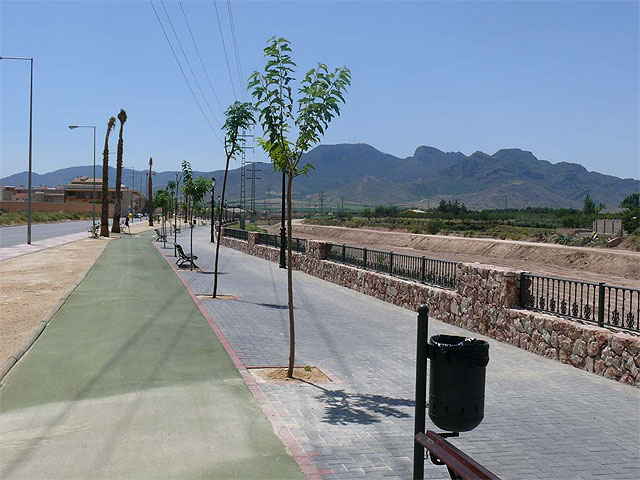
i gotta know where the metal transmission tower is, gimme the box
[248,161,261,223]
[319,191,325,215]
[237,131,254,228]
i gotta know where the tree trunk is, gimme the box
[112,123,124,233]
[213,155,231,298]
[100,136,111,238]
[286,171,295,378]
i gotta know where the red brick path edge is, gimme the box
[152,242,331,480]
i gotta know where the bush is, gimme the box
[622,207,639,234]
[425,219,442,235]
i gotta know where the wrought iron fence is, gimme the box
[256,232,306,253]
[520,274,640,332]
[326,244,457,289]
[222,228,248,241]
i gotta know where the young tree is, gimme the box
[100,116,116,237]
[154,189,171,248]
[112,109,127,233]
[182,161,212,270]
[213,101,256,297]
[249,37,351,377]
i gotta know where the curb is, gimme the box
[152,241,329,480]
[0,240,109,384]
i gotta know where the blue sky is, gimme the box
[1,0,638,180]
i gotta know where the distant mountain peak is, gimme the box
[493,148,538,162]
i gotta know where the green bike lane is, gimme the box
[0,233,304,479]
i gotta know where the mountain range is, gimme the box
[1,144,638,209]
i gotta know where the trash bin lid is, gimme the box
[430,334,489,367]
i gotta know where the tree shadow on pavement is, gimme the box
[311,385,414,425]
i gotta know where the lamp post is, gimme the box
[279,171,286,268]
[174,173,181,257]
[2,56,34,244]
[210,176,216,243]
[68,125,96,230]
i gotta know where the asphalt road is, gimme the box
[0,220,96,248]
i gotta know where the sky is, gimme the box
[1,0,639,180]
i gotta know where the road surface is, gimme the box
[0,220,97,248]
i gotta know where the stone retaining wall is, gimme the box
[220,231,640,386]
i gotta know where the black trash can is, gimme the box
[428,334,489,432]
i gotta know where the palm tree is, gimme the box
[100,116,116,237]
[112,109,127,233]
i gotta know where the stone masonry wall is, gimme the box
[220,231,640,386]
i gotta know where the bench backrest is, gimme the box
[175,244,187,258]
[415,431,500,480]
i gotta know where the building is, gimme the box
[1,184,64,203]
[63,176,143,213]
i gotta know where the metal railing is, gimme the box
[256,232,306,253]
[326,244,457,289]
[222,228,248,241]
[520,273,640,332]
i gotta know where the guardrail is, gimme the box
[222,228,248,241]
[326,244,457,289]
[520,273,640,332]
[256,232,307,253]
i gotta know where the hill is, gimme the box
[1,144,638,209]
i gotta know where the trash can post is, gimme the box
[413,304,429,479]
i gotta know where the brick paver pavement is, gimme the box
[163,227,640,480]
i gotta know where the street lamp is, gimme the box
[68,125,96,230]
[1,56,34,244]
[210,176,216,243]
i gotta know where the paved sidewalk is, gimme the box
[0,232,304,479]
[0,231,89,261]
[162,227,640,480]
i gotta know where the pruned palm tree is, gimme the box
[112,109,127,233]
[100,116,116,237]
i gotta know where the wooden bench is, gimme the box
[415,431,500,480]
[175,243,198,269]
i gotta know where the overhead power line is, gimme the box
[159,0,221,126]
[213,0,237,101]
[226,0,245,100]
[177,0,225,113]
[148,0,221,141]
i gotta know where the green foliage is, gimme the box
[583,194,596,215]
[249,36,351,176]
[222,101,256,158]
[620,193,639,209]
[182,161,211,208]
[437,200,468,215]
[622,207,639,234]
[153,190,171,214]
[0,211,92,226]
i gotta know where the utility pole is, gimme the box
[249,162,261,223]
[148,157,153,226]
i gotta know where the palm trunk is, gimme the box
[286,171,295,378]
[213,155,231,298]
[100,126,113,237]
[112,123,124,233]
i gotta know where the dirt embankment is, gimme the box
[265,223,640,288]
